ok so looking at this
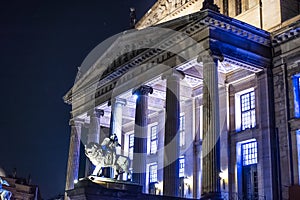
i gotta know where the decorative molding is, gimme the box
[87,109,104,118]
[132,85,154,96]
[272,26,300,45]
[136,0,199,29]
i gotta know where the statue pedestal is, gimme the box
[66,176,197,200]
[66,176,142,200]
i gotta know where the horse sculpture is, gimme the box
[85,134,131,180]
[0,178,12,200]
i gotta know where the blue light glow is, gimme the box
[132,94,138,101]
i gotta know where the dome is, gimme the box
[0,167,6,177]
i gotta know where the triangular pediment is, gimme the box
[136,0,205,29]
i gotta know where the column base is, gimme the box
[201,192,223,200]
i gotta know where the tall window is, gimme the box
[236,0,250,15]
[293,75,300,118]
[242,141,258,166]
[129,134,134,160]
[180,114,185,147]
[179,156,185,178]
[149,163,158,183]
[223,0,229,15]
[236,0,242,15]
[241,91,256,130]
[296,130,300,183]
[241,140,258,199]
[150,125,158,154]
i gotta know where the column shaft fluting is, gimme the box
[201,56,221,199]
[132,85,153,193]
[163,69,184,197]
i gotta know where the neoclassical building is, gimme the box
[63,0,300,199]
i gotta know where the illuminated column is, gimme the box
[193,97,202,199]
[200,54,221,199]
[162,69,184,197]
[103,98,126,178]
[85,109,104,176]
[65,118,83,199]
[109,98,126,148]
[132,85,153,193]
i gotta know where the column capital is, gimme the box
[197,49,224,64]
[108,98,127,107]
[162,69,185,80]
[132,85,153,96]
[69,118,84,126]
[88,109,104,118]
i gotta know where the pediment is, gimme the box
[136,0,204,29]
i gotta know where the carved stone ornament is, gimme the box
[132,85,153,96]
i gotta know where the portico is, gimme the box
[64,9,272,200]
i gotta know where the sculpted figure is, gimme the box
[0,178,12,200]
[85,134,131,180]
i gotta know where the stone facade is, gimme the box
[64,1,300,200]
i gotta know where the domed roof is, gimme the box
[0,167,6,177]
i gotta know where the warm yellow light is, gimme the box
[155,181,163,190]
[219,169,228,181]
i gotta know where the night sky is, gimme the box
[0,0,156,198]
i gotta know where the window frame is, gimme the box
[150,125,158,155]
[242,141,258,166]
[128,133,134,160]
[235,88,256,132]
[293,75,300,118]
[179,156,185,178]
[240,91,256,131]
[149,163,158,183]
[179,114,185,147]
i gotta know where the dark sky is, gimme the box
[0,0,156,198]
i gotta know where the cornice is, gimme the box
[272,25,300,46]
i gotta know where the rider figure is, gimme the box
[100,134,121,165]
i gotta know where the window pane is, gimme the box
[149,163,158,183]
[150,125,158,154]
[129,134,134,160]
[242,141,258,166]
[179,156,185,177]
[241,91,255,130]
[180,115,185,147]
